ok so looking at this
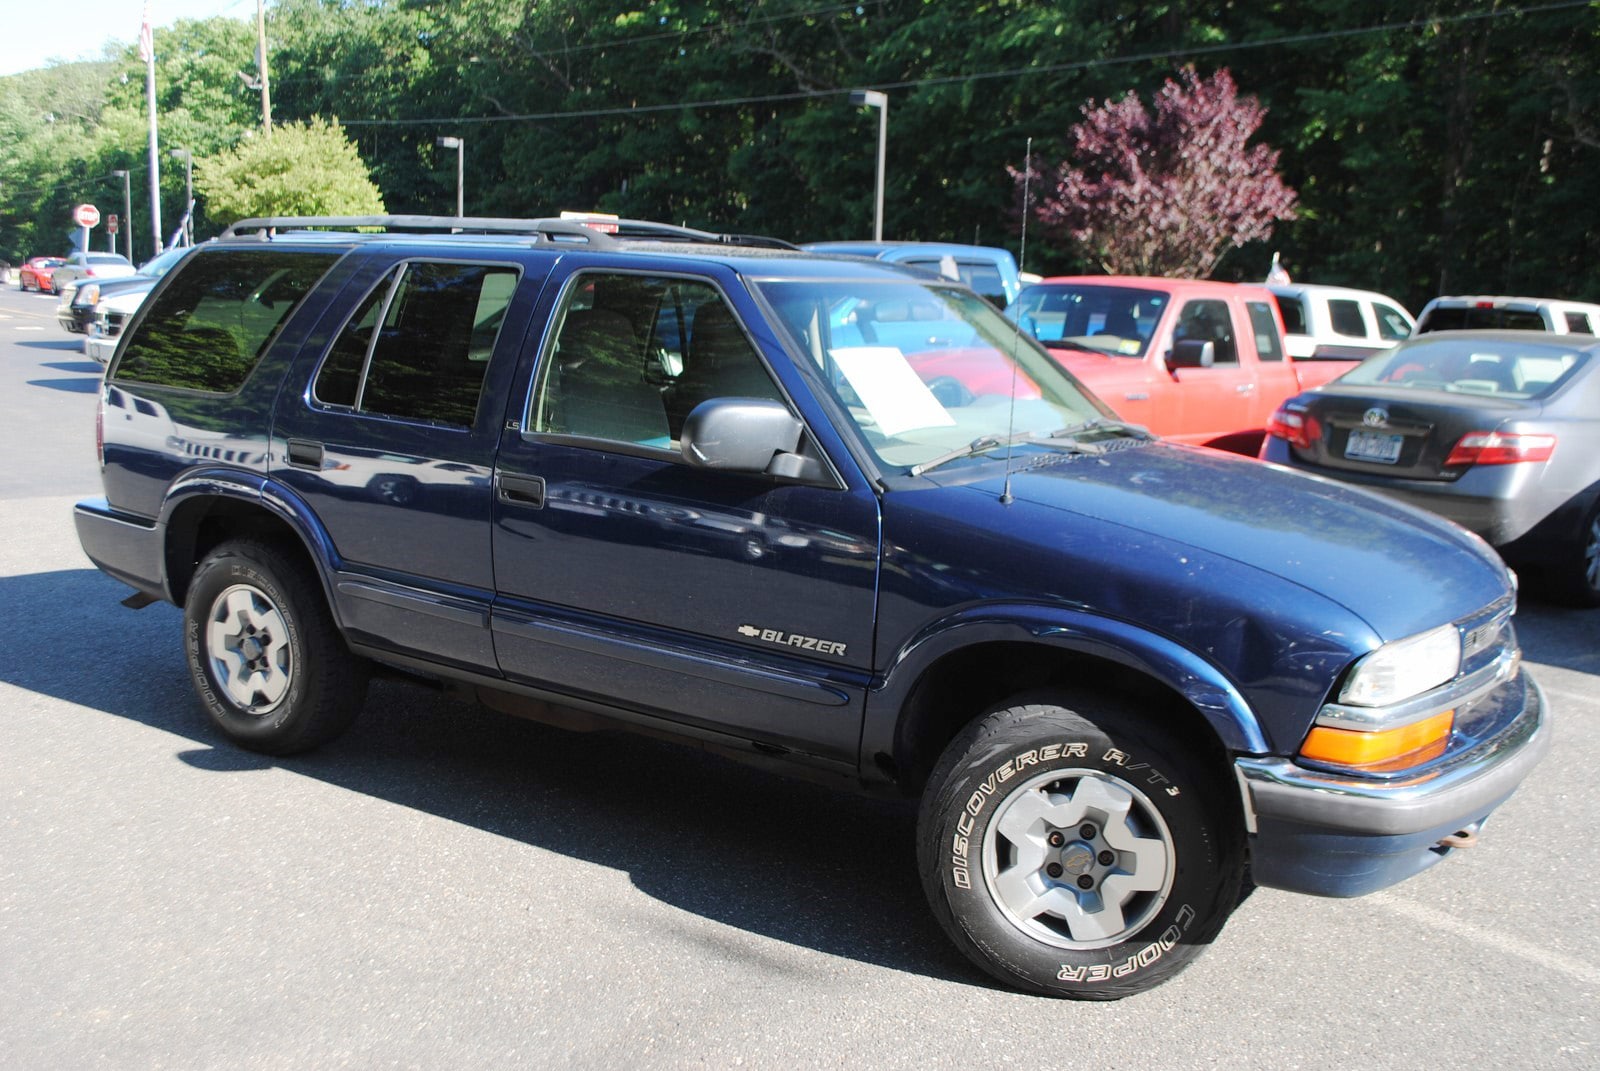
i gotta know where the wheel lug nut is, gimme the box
[1077,875,1094,890]
[1079,823,1097,840]
[1048,832,1064,847]
[1098,850,1116,866]
[1046,863,1063,878]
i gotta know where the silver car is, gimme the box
[1262,330,1600,605]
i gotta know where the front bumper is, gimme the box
[1235,667,1548,896]
[57,307,93,334]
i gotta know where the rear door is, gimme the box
[270,250,552,673]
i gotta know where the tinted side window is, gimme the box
[531,273,783,447]
[1246,301,1284,361]
[1274,294,1307,335]
[1564,312,1593,334]
[115,250,338,392]
[314,272,395,408]
[344,262,517,427]
[1328,298,1366,338]
[1374,303,1412,341]
[1174,299,1237,364]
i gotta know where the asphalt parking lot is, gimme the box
[1,284,1596,1068]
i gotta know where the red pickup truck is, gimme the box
[1009,276,1359,454]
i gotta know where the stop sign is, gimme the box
[74,203,101,228]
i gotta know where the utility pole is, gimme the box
[256,0,273,133]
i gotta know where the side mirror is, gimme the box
[1167,339,1216,369]
[680,398,823,481]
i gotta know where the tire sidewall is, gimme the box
[184,548,314,747]
[922,708,1235,997]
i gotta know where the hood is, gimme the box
[91,275,159,301]
[933,441,1511,641]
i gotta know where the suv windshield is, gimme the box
[757,279,1111,470]
[1007,284,1165,357]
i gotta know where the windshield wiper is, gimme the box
[1048,417,1155,442]
[910,428,1113,477]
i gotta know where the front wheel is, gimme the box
[917,691,1243,999]
[1553,499,1600,608]
[184,539,368,755]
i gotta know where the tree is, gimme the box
[1017,67,1297,278]
[197,117,385,225]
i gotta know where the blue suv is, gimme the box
[75,216,1547,999]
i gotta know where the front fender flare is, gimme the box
[861,602,1268,778]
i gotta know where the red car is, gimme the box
[18,257,66,293]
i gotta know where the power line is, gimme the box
[339,0,1594,129]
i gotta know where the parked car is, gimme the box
[18,256,66,292]
[48,251,136,296]
[1416,295,1600,335]
[1262,330,1600,604]
[1007,276,1363,454]
[75,214,1546,1000]
[802,241,1022,307]
[58,247,192,335]
[85,286,157,364]
[1269,283,1415,361]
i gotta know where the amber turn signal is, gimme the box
[1299,710,1455,772]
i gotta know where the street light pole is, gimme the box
[849,90,888,241]
[169,149,193,246]
[111,169,134,262]
[437,136,464,217]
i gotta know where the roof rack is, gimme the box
[219,214,797,252]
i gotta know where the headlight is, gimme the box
[1339,624,1461,707]
[75,284,100,307]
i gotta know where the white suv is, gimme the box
[1269,284,1415,362]
[1415,295,1600,335]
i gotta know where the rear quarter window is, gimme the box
[1246,301,1284,361]
[1328,298,1367,338]
[114,250,338,393]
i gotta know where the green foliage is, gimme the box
[196,117,386,224]
[1,0,1598,308]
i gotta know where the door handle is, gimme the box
[286,439,324,469]
[497,473,546,508]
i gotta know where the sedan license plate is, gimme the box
[1345,429,1403,464]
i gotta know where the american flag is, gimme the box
[137,2,153,63]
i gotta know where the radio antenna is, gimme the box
[999,136,1033,506]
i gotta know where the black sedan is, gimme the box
[1262,330,1600,605]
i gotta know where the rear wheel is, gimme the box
[917,691,1243,999]
[184,539,368,754]
[1552,499,1600,608]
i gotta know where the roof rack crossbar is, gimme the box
[219,214,797,252]
[220,215,619,248]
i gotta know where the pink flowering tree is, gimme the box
[1015,68,1297,278]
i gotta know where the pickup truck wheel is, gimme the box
[917,692,1242,999]
[184,540,367,755]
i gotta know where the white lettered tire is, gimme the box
[917,691,1243,999]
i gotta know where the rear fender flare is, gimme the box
[157,471,344,626]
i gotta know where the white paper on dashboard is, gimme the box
[828,346,957,438]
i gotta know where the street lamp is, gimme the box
[111,169,134,262]
[169,149,193,247]
[849,90,888,241]
[437,136,464,217]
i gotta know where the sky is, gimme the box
[1,0,250,78]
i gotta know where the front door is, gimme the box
[490,265,881,766]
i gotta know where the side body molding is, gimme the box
[861,602,1268,776]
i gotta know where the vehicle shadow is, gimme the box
[18,339,83,352]
[40,360,102,375]
[27,378,100,394]
[1509,601,1600,675]
[0,566,982,989]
